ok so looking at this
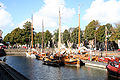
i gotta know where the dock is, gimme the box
[0,61,29,80]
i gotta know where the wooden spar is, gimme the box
[105,26,107,57]
[78,7,80,47]
[42,19,44,53]
[58,8,61,54]
[31,14,33,48]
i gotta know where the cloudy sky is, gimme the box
[0,0,120,37]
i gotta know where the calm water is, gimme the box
[0,56,117,80]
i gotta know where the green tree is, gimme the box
[22,21,31,45]
[3,33,11,43]
[35,32,42,45]
[53,29,59,45]
[96,25,105,42]
[44,30,52,47]
[84,20,99,40]
[109,24,120,41]
[96,23,112,42]
[63,29,70,47]
[70,27,78,44]
[4,28,23,46]
[70,27,83,44]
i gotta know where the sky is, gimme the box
[0,0,120,38]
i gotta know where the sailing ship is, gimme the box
[42,8,65,66]
[63,7,84,67]
[26,15,36,58]
[35,20,46,60]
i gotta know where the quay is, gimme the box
[4,49,27,56]
[0,60,29,80]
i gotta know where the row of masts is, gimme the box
[30,8,80,51]
[30,7,107,56]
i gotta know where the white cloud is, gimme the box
[19,0,75,33]
[0,2,13,29]
[83,0,120,24]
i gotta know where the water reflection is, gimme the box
[0,56,117,80]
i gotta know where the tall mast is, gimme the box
[78,6,80,47]
[105,26,107,57]
[42,19,44,52]
[31,14,33,48]
[58,8,61,53]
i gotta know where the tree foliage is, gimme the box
[3,20,120,48]
[63,29,70,47]
[4,28,23,45]
[84,20,99,40]
[109,24,120,41]
[44,30,52,47]
[53,29,59,45]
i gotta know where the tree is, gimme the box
[44,30,52,47]
[3,28,23,46]
[53,29,59,46]
[96,25,105,42]
[63,29,70,47]
[22,21,31,45]
[84,20,99,40]
[35,32,42,45]
[70,27,78,44]
[70,27,83,44]
[109,24,120,41]
[3,33,11,43]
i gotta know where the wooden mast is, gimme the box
[31,14,33,48]
[42,19,44,53]
[78,7,80,47]
[105,26,107,57]
[58,8,61,54]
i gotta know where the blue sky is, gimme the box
[0,0,120,38]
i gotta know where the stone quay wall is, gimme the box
[4,49,27,56]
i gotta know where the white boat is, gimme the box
[26,48,38,58]
[26,52,36,58]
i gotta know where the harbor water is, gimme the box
[0,56,117,80]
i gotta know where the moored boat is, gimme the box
[106,62,120,78]
[26,48,38,58]
[63,54,85,67]
[26,52,36,58]
[43,55,65,67]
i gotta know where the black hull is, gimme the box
[43,60,64,67]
